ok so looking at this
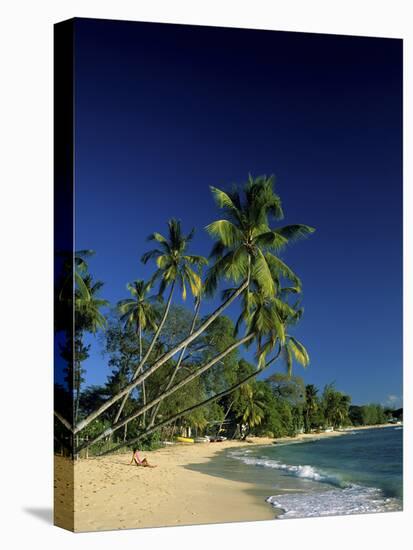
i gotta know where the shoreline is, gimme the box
[54,424,399,532]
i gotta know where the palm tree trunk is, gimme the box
[113,282,176,425]
[142,380,147,426]
[140,325,146,426]
[77,343,282,455]
[148,297,201,428]
[91,350,279,457]
[75,278,249,434]
[217,400,233,437]
[76,333,254,452]
[139,324,142,363]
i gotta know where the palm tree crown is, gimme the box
[205,175,315,298]
[141,218,208,300]
[118,280,158,338]
[75,274,108,333]
[240,384,265,430]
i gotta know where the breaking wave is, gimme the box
[267,486,402,518]
[228,448,402,519]
[229,451,346,487]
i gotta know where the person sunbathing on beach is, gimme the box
[130,448,157,468]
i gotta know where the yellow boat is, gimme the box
[175,436,194,443]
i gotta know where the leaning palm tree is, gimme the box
[75,176,314,434]
[147,293,202,429]
[76,282,311,452]
[117,279,159,428]
[113,220,208,426]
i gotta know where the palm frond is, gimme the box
[210,186,241,213]
[275,224,316,242]
[288,336,310,367]
[253,230,289,252]
[265,253,302,289]
[282,345,293,376]
[141,249,162,264]
[75,272,91,300]
[205,220,243,247]
[183,265,202,297]
[182,255,209,267]
[251,249,275,297]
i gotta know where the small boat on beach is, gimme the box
[175,436,195,443]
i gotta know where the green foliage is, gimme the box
[361,403,387,426]
[142,218,207,299]
[205,175,314,298]
[137,429,163,451]
[118,280,159,337]
[304,384,319,432]
[267,373,305,405]
[349,404,388,427]
[75,273,108,334]
[348,405,364,426]
[321,384,351,428]
[56,253,109,425]
[199,315,241,394]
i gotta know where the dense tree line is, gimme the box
[56,296,395,456]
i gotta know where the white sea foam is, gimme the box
[228,452,345,487]
[267,486,402,518]
[228,449,402,518]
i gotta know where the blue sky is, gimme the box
[74,18,402,408]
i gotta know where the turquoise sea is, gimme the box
[191,426,403,519]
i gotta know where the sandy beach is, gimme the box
[54,429,370,532]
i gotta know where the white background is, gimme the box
[0,1,411,548]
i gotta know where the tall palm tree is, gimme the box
[114,220,208,426]
[75,176,314,434]
[118,280,159,360]
[117,280,159,428]
[77,288,310,451]
[142,219,207,301]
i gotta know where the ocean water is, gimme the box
[228,427,403,519]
